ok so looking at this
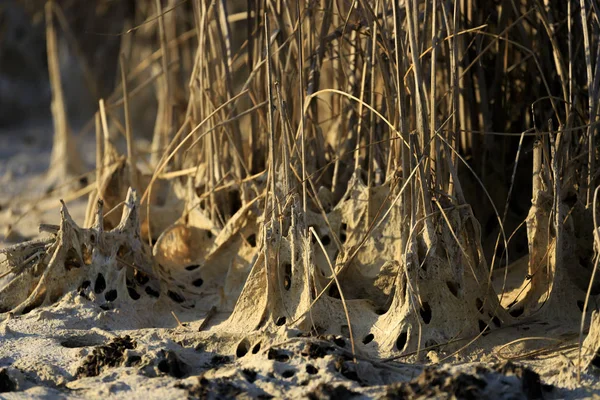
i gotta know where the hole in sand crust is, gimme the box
[236,339,250,358]
[281,370,295,378]
[104,290,117,302]
[192,278,204,288]
[145,286,160,298]
[577,300,585,312]
[275,316,287,326]
[134,270,149,285]
[509,307,524,317]
[94,273,106,294]
[306,364,318,374]
[328,284,341,299]
[246,234,257,247]
[419,302,432,324]
[362,334,374,344]
[252,342,261,354]
[396,331,408,351]
[185,264,200,271]
[284,263,292,290]
[168,291,185,303]
[490,314,501,327]
[339,223,347,243]
[446,281,459,297]
[127,287,140,300]
[321,235,331,246]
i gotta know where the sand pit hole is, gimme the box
[252,342,261,354]
[145,286,160,298]
[577,300,585,312]
[281,369,295,379]
[246,234,257,247]
[127,287,140,300]
[168,290,185,303]
[275,316,286,326]
[267,349,290,362]
[185,264,200,271]
[396,331,408,351]
[489,314,501,327]
[192,278,204,288]
[306,364,319,375]
[328,284,341,299]
[94,273,106,294]
[284,263,292,290]
[236,339,250,358]
[419,302,432,324]
[362,333,374,344]
[446,281,459,297]
[105,290,117,302]
[339,223,347,243]
[509,306,524,317]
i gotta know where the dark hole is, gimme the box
[339,223,347,243]
[185,264,200,271]
[89,234,96,244]
[476,298,484,313]
[375,308,387,315]
[236,340,250,358]
[267,349,290,362]
[168,291,185,303]
[206,231,213,239]
[104,290,117,302]
[145,286,160,298]
[577,300,585,312]
[127,287,140,300]
[99,304,111,311]
[509,307,524,317]
[247,234,257,247]
[362,334,374,344]
[491,315,501,327]
[79,176,89,187]
[192,278,204,287]
[446,281,459,297]
[306,364,318,375]
[242,368,257,383]
[281,370,295,378]
[157,360,170,373]
[134,270,149,285]
[328,284,341,299]
[229,190,242,216]
[321,235,331,246]
[592,353,600,369]
[252,342,261,354]
[126,355,141,367]
[333,337,345,347]
[79,280,91,290]
[275,316,286,326]
[478,320,490,335]
[284,263,292,290]
[396,331,408,351]
[94,273,106,294]
[0,369,16,392]
[419,302,432,324]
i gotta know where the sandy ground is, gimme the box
[1,121,600,399]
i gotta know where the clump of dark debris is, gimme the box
[384,361,553,400]
[75,335,137,378]
[306,383,361,400]
[177,376,273,400]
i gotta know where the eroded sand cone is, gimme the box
[509,138,598,320]
[0,189,159,319]
[216,172,507,358]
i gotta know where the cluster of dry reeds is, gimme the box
[3,0,600,365]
